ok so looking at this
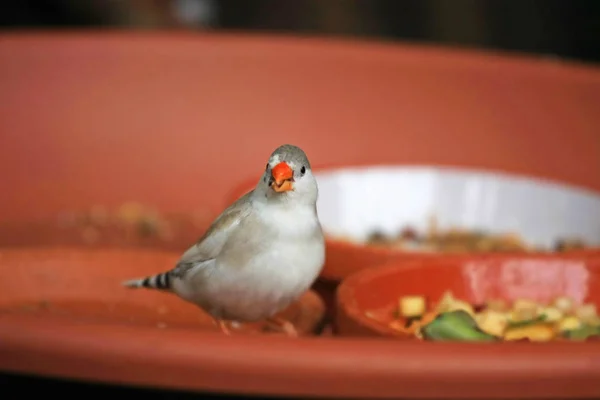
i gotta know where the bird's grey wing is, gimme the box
[170,190,254,278]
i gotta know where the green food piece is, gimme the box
[507,314,547,329]
[562,324,600,341]
[421,310,499,342]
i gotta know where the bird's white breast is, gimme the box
[200,203,325,321]
[258,202,320,238]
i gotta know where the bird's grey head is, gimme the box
[254,144,318,206]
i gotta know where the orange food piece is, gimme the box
[389,311,439,338]
[389,319,416,335]
[419,310,438,326]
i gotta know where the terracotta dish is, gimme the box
[334,255,600,395]
[228,166,600,284]
[2,248,599,398]
[0,247,325,335]
[336,254,600,338]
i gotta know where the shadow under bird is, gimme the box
[123,144,325,336]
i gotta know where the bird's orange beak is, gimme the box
[271,162,294,192]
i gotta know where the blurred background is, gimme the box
[1,0,599,63]
[1,1,599,399]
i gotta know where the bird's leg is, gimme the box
[213,318,232,335]
[266,316,299,337]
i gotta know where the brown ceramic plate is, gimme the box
[1,31,600,399]
[1,249,600,399]
[334,254,600,397]
[0,247,325,336]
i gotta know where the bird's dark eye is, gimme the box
[300,166,306,175]
[265,163,269,170]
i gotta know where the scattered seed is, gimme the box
[157,305,168,315]
[81,226,100,244]
[89,205,109,227]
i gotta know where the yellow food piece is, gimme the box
[399,295,426,318]
[508,298,542,322]
[541,306,564,322]
[509,308,538,323]
[475,310,509,337]
[447,299,475,316]
[435,291,475,316]
[553,296,574,313]
[117,202,146,225]
[495,232,529,251]
[557,316,582,332]
[504,323,556,342]
[436,290,456,311]
[513,298,539,312]
[486,299,509,312]
[587,316,600,327]
[575,303,598,324]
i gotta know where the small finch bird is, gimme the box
[123,144,325,336]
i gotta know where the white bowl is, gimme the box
[315,166,600,250]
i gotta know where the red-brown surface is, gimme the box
[1,32,600,399]
[323,237,600,283]
[3,249,600,400]
[0,215,208,251]
[0,247,325,335]
[1,32,599,228]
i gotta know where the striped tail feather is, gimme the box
[122,271,172,291]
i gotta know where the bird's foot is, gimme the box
[213,318,232,336]
[266,316,299,337]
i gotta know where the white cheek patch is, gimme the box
[269,155,281,166]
